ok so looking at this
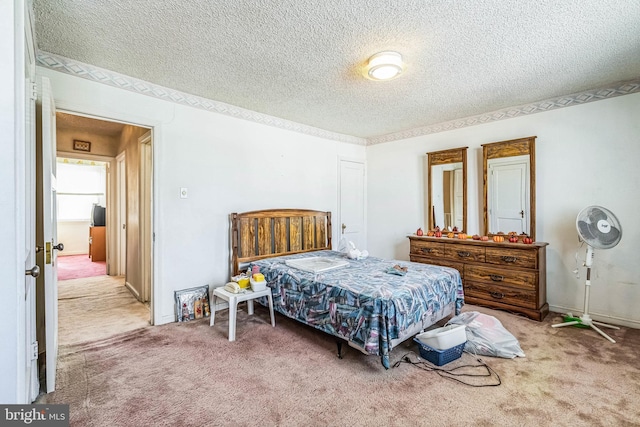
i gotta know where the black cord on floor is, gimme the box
[392,351,501,387]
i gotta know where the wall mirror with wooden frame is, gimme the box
[427,147,468,232]
[482,136,536,240]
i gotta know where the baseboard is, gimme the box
[155,295,230,326]
[58,251,87,256]
[125,281,141,301]
[549,305,640,329]
[156,314,175,325]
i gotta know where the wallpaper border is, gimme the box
[36,51,366,146]
[37,51,640,146]
[368,79,640,145]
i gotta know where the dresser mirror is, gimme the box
[482,136,536,240]
[427,147,468,232]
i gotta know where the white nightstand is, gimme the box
[210,287,275,341]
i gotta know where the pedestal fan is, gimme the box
[552,206,622,343]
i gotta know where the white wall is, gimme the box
[367,92,640,327]
[57,221,90,255]
[1,0,28,404]
[37,67,365,325]
[38,64,640,329]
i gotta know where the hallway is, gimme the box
[58,275,150,347]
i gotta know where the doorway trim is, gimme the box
[139,131,152,306]
[51,101,161,325]
[116,151,126,276]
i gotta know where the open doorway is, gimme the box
[56,157,109,280]
[36,111,153,369]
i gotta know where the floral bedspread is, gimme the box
[250,250,464,368]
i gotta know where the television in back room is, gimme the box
[91,204,106,227]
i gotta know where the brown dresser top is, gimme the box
[408,235,548,248]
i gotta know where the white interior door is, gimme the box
[40,76,59,393]
[24,5,38,401]
[338,159,365,250]
[489,158,528,234]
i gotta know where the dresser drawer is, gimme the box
[410,240,445,258]
[486,247,537,269]
[465,264,537,290]
[408,235,548,321]
[464,281,538,309]
[443,243,485,263]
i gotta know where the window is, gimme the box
[56,158,107,221]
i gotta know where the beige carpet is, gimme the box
[39,301,639,426]
[57,275,150,346]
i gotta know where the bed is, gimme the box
[230,209,464,368]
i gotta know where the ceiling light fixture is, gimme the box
[364,51,405,81]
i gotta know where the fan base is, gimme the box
[552,313,620,343]
[562,315,589,328]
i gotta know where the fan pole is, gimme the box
[552,245,620,343]
[582,246,593,316]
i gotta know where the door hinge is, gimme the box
[153,232,156,242]
[31,341,38,360]
[30,82,38,101]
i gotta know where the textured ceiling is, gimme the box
[34,0,640,141]
[56,112,126,137]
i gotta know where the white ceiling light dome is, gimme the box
[365,51,405,81]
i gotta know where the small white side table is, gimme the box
[210,287,275,341]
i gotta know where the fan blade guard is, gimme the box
[576,206,622,250]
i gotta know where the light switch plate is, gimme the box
[180,187,188,199]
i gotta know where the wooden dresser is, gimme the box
[408,236,548,321]
[89,226,106,262]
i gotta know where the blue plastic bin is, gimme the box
[414,337,465,366]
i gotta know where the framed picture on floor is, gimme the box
[174,285,210,322]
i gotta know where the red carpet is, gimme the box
[57,254,106,281]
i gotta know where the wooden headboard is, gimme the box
[230,209,332,275]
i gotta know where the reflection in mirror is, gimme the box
[427,147,467,232]
[432,163,463,229]
[487,155,530,233]
[483,136,536,240]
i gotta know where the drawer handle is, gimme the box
[420,248,433,254]
[501,256,517,263]
[457,251,471,258]
[489,274,504,282]
[490,291,505,299]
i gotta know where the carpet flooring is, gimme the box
[57,275,150,346]
[57,254,106,281]
[38,298,640,426]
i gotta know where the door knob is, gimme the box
[25,265,40,278]
[35,246,44,253]
[53,243,64,251]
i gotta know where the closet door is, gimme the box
[338,159,366,250]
